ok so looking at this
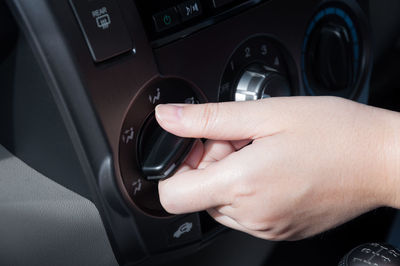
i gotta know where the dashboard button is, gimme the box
[178,0,203,22]
[167,215,202,247]
[70,0,133,63]
[152,8,180,32]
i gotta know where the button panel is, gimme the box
[152,8,180,32]
[152,1,203,32]
[70,0,133,62]
[134,0,267,46]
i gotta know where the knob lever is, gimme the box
[139,114,194,181]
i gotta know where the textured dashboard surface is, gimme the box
[0,145,118,266]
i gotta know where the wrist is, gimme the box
[372,107,400,209]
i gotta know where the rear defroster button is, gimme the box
[69,0,133,62]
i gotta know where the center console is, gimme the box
[6,0,373,265]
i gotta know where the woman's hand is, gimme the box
[155,96,400,241]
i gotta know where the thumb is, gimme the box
[155,99,286,140]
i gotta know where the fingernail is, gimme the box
[155,104,183,123]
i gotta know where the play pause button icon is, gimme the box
[186,3,199,15]
[178,0,202,22]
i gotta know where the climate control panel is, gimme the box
[112,0,373,263]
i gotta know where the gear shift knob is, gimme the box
[339,243,400,266]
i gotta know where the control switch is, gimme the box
[153,8,180,32]
[139,114,194,180]
[235,64,291,101]
[178,0,202,22]
[70,0,133,62]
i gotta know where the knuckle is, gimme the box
[237,213,272,232]
[238,211,284,233]
[199,103,220,135]
[262,222,294,241]
[262,231,287,241]
[241,220,270,232]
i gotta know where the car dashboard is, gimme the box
[1,0,400,265]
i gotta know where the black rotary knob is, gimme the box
[138,113,194,181]
[301,6,368,99]
[309,23,353,91]
[119,78,206,216]
[339,243,400,266]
